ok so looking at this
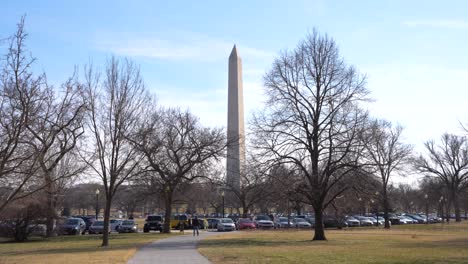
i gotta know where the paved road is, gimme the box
[127,231,219,264]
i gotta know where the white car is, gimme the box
[292,218,312,228]
[353,216,374,226]
[217,218,236,232]
[253,215,274,229]
[345,217,360,227]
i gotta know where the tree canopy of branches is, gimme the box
[1,17,86,222]
[252,30,369,240]
[83,57,147,246]
[361,119,412,228]
[0,17,42,212]
[415,133,468,222]
[131,107,226,233]
[227,155,272,217]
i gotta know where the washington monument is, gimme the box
[226,45,245,192]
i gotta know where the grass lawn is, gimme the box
[199,221,468,264]
[0,232,174,264]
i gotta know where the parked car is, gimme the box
[367,217,385,226]
[404,214,426,224]
[236,218,256,230]
[323,217,348,228]
[426,214,443,223]
[58,218,86,235]
[345,216,360,227]
[72,215,96,232]
[400,215,418,224]
[143,215,163,233]
[197,218,209,229]
[170,214,190,229]
[305,216,316,227]
[253,215,274,229]
[207,218,220,229]
[27,224,46,237]
[292,218,312,228]
[110,219,123,232]
[353,216,373,226]
[275,217,293,228]
[118,220,138,233]
[88,220,110,234]
[217,218,236,232]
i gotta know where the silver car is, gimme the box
[292,218,312,228]
[275,217,293,228]
[353,216,374,226]
[118,220,138,233]
[110,219,123,232]
[217,218,236,232]
[345,217,360,227]
[88,220,110,234]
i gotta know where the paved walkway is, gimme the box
[127,230,220,264]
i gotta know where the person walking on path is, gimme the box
[192,216,200,236]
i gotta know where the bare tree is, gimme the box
[24,76,86,236]
[252,30,369,240]
[228,156,272,217]
[361,119,412,228]
[415,133,468,222]
[131,107,226,233]
[83,57,147,246]
[0,17,46,212]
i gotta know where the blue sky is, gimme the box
[2,0,468,164]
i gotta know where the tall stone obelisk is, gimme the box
[226,45,244,192]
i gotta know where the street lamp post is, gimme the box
[95,188,100,219]
[439,196,445,223]
[371,199,376,227]
[221,191,225,218]
[358,197,362,215]
[424,194,429,224]
[375,191,379,227]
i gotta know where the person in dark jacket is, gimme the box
[192,216,200,236]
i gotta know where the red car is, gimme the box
[236,218,256,230]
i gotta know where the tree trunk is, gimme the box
[313,207,326,241]
[383,190,390,229]
[46,192,55,237]
[452,191,461,222]
[445,199,451,223]
[101,197,112,247]
[163,194,173,233]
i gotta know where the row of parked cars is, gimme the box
[207,212,444,231]
[57,216,138,235]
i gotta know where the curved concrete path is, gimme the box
[127,231,220,264]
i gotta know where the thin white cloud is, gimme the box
[154,82,265,128]
[95,32,274,62]
[402,19,468,29]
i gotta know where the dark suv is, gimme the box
[143,215,163,233]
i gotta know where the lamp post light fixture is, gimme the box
[424,194,429,224]
[221,190,225,218]
[95,188,100,220]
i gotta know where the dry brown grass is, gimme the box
[199,221,468,264]
[0,232,175,264]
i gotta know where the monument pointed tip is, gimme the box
[229,44,239,58]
